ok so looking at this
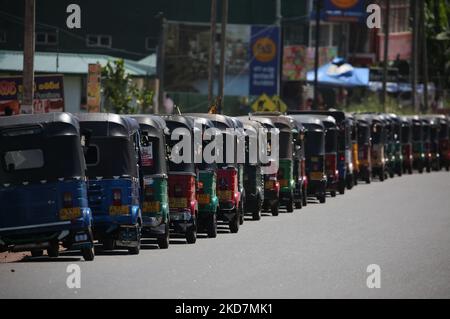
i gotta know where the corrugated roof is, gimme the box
[0,50,156,76]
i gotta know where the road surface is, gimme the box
[1,171,449,299]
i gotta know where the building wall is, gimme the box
[63,75,82,113]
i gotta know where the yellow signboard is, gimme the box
[271,95,288,112]
[251,93,277,112]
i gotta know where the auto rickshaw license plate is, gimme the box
[310,172,323,180]
[217,191,231,201]
[198,194,210,204]
[59,207,81,220]
[311,157,319,162]
[169,197,187,209]
[143,201,160,213]
[265,181,274,189]
[279,179,288,187]
[109,205,129,216]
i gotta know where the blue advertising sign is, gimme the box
[310,0,366,23]
[249,26,280,96]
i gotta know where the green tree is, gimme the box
[101,59,155,114]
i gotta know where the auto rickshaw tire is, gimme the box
[331,190,337,197]
[319,194,326,204]
[446,165,449,172]
[271,201,279,216]
[157,224,170,249]
[207,213,217,238]
[102,238,115,251]
[81,246,95,261]
[295,199,302,209]
[379,172,385,182]
[128,244,140,255]
[229,212,240,233]
[302,193,307,207]
[239,202,245,225]
[408,167,413,174]
[47,242,59,258]
[339,185,345,195]
[186,220,198,243]
[287,197,294,213]
[252,207,261,221]
[31,249,43,258]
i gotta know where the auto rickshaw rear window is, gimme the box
[3,149,44,171]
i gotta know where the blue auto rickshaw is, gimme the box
[0,113,95,261]
[76,113,142,254]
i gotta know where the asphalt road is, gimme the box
[1,171,449,299]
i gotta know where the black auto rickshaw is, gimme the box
[436,115,450,171]
[387,113,403,177]
[130,115,170,249]
[421,117,433,173]
[423,116,441,171]
[289,117,308,208]
[238,117,265,220]
[290,115,327,203]
[185,115,220,238]
[347,113,359,187]
[248,116,281,215]
[0,113,95,261]
[362,114,387,181]
[400,116,413,175]
[410,116,426,173]
[354,115,372,184]
[162,115,199,244]
[77,113,142,254]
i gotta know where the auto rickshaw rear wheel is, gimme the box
[47,242,59,258]
[229,212,240,233]
[81,246,95,261]
[331,190,337,197]
[286,197,294,213]
[157,223,170,249]
[207,213,217,238]
[31,249,43,258]
[295,199,302,210]
[318,194,326,204]
[302,188,308,207]
[186,224,197,243]
[271,202,279,216]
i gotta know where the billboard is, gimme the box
[164,22,250,96]
[0,74,65,115]
[249,26,281,96]
[87,63,102,112]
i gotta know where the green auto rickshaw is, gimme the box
[130,115,170,249]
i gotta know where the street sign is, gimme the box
[251,93,277,112]
[271,95,288,112]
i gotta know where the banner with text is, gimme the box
[249,26,280,96]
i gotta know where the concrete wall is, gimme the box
[63,75,82,113]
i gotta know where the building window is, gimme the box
[0,31,6,43]
[86,35,112,48]
[36,31,57,45]
[380,0,410,34]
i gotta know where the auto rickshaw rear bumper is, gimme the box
[307,180,326,196]
[170,211,195,234]
[0,221,93,253]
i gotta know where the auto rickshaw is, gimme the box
[378,114,395,179]
[436,115,450,171]
[421,117,432,173]
[289,110,352,194]
[251,114,298,212]
[400,116,413,175]
[130,115,170,249]
[289,117,308,208]
[410,116,426,173]
[77,113,142,254]
[423,116,441,171]
[185,115,219,238]
[290,115,327,203]
[387,113,403,177]
[347,113,360,187]
[354,115,372,184]
[187,114,245,232]
[247,116,281,215]
[162,115,199,243]
[363,114,387,181]
[238,118,265,220]
[317,115,339,196]
[0,113,95,261]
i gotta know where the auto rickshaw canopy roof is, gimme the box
[75,113,140,137]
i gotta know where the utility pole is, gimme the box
[313,0,321,110]
[411,0,419,113]
[382,0,390,112]
[276,0,282,100]
[218,0,228,114]
[207,0,217,107]
[155,12,167,114]
[22,0,35,114]
[420,0,429,112]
